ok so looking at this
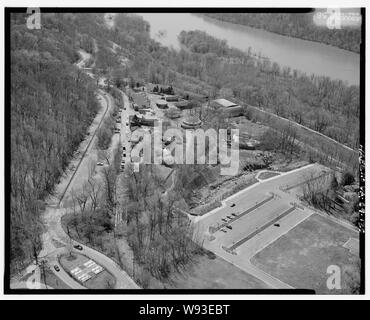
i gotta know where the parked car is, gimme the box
[73,244,83,251]
[53,265,60,272]
[230,203,236,207]
[226,225,232,230]
[97,162,104,166]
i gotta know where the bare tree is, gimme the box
[87,178,101,212]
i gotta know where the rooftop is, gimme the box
[213,98,239,108]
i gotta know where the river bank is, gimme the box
[138,12,359,85]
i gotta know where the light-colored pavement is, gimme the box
[215,200,290,248]
[195,163,323,224]
[194,163,328,289]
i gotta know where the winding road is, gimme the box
[11,50,139,290]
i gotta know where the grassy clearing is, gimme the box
[43,268,71,289]
[251,214,360,294]
[59,253,116,289]
[19,272,33,282]
[164,254,268,289]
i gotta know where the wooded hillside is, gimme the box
[202,12,361,53]
[10,13,99,273]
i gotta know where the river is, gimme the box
[137,13,359,85]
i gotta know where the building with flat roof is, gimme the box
[130,114,158,127]
[174,100,190,110]
[165,95,179,102]
[211,98,244,117]
[212,98,238,108]
[156,100,168,109]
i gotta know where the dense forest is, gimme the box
[202,12,361,53]
[10,13,100,273]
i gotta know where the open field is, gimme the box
[251,213,359,294]
[166,254,268,289]
[132,91,150,108]
[43,268,72,289]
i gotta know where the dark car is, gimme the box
[54,265,60,272]
[226,225,232,230]
[274,223,280,227]
[73,244,83,251]
[230,203,236,207]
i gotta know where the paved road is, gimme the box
[38,88,139,289]
[194,163,327,289]
[12,51,140,290]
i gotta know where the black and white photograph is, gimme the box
[1,1,366,302]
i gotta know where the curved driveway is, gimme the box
[36,50,140,289]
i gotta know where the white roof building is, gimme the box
[212,98,239,108]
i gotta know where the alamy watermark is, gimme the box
[313,8,362,30]
[326,265,341,290]
[26,7,41,30]
[129,124,240,176]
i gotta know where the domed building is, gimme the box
[181,115,202,129]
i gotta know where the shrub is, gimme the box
[342,171,355,186]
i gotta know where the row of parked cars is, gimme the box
[121,145,126,171]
